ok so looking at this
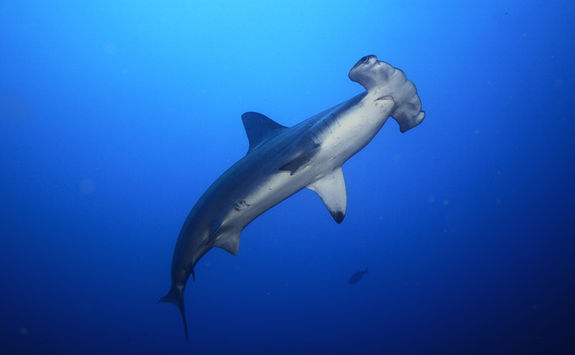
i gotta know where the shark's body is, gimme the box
[160,55,425,338]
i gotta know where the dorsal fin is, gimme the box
[241,112,286,153]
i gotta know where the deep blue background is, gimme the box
[1,1,574,353]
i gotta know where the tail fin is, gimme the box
[158,286,188,341]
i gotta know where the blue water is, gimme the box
[1,1,574,353]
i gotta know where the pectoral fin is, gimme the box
[308,167,347,224]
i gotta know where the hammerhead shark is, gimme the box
[160,55,425,338]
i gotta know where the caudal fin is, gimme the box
[158,286,188,341]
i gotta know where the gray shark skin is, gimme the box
[160,55,425,339]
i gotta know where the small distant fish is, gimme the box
[348,268,368,284]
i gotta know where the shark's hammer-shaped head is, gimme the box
[349,55,425,132]
[349,55,395,91]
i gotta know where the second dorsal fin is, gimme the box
[241,112,286,153]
